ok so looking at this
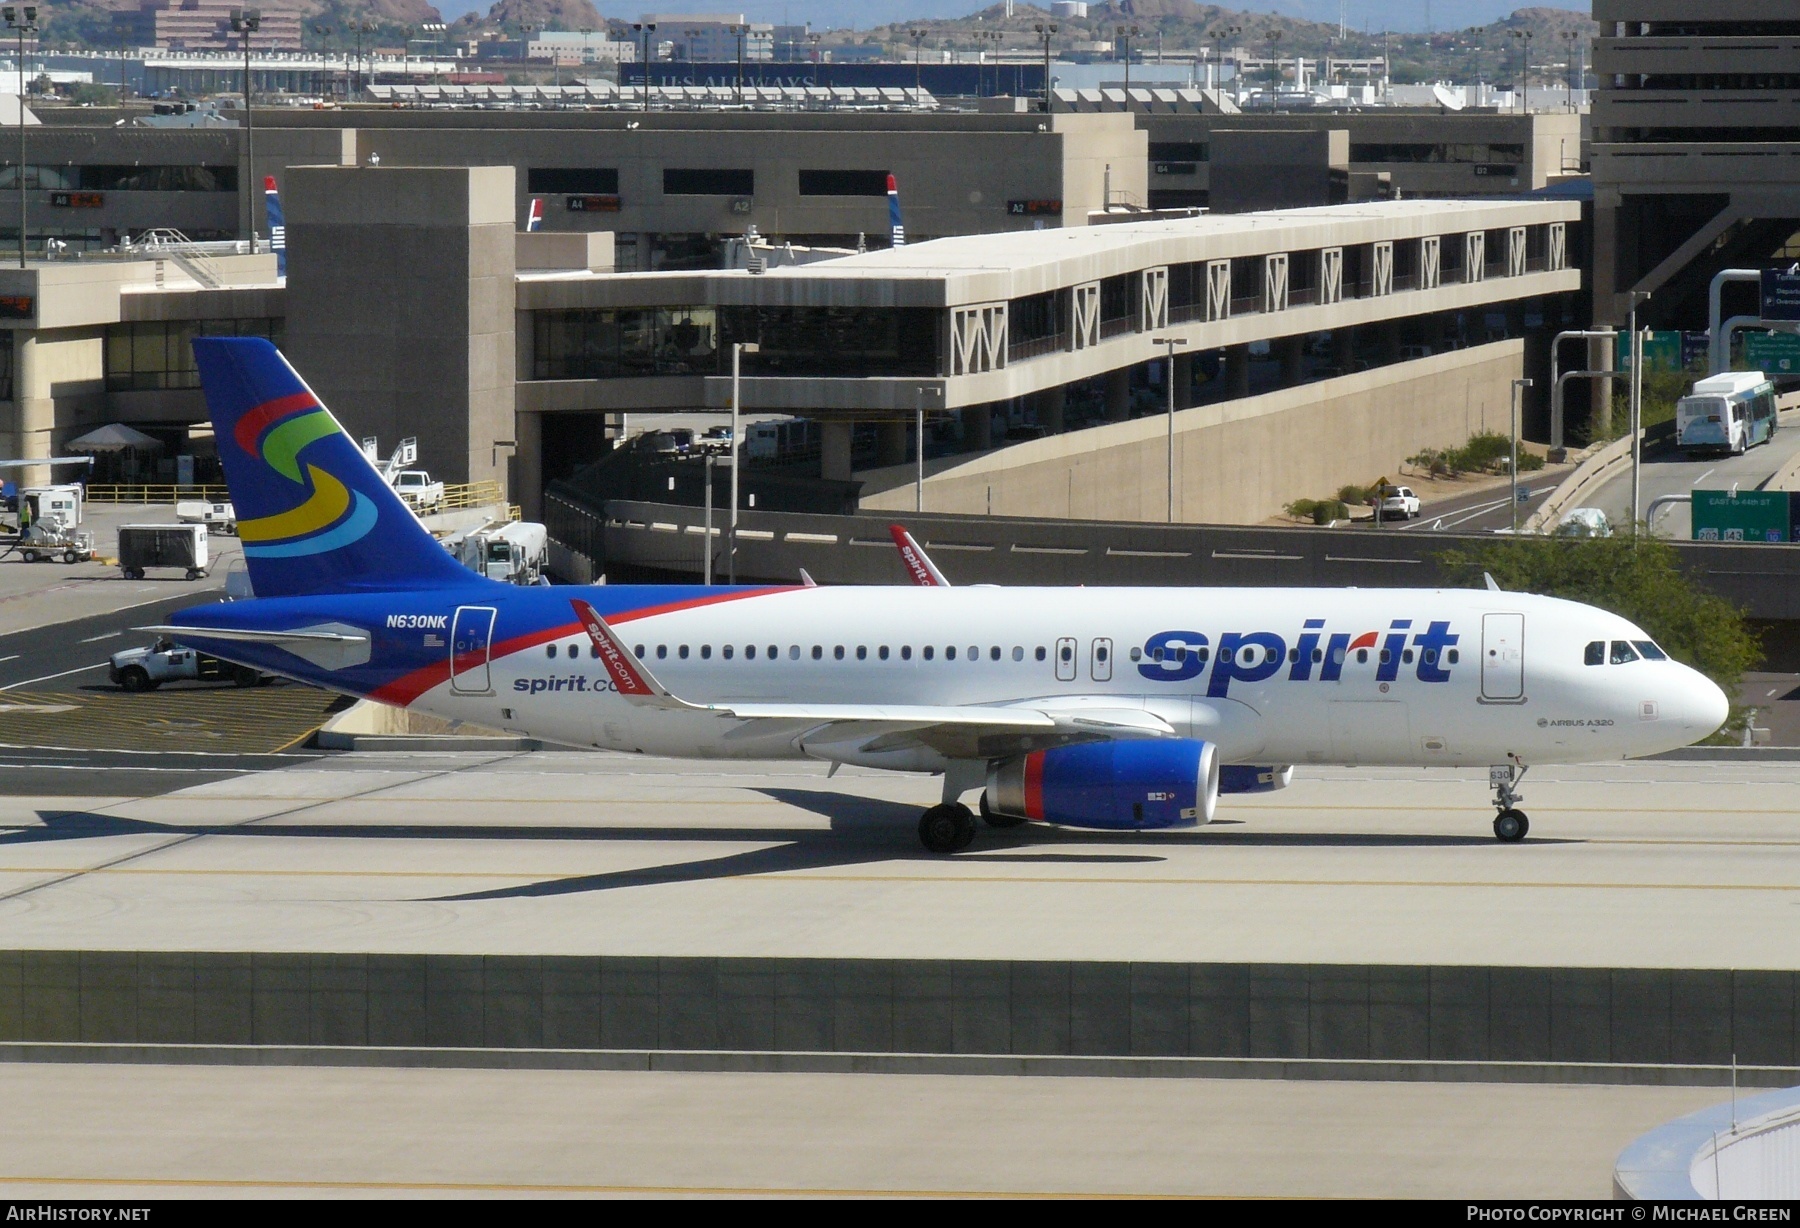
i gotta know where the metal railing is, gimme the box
[84,484,230,504]
[1006,332,1069,363]
[135,229,227,289]
[441,480,507,510]
[85,479,506,510]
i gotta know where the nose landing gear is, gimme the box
[1489,762,1529,842]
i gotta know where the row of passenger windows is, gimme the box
[1584,639,1668,666]
[631,643,1051,662]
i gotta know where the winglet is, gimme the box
[889,524,951,587]
[571,598,693,709]
[1484,572,1502,592]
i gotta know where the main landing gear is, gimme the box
[1489,762,1529,843]
[919,802,976,853]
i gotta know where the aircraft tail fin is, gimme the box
[193,336,479,598]
[263,175,286,277]
[887,173,905,248]
[526,197,544,232]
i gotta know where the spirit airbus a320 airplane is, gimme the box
[149,338,1729,853]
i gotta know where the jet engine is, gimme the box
[986,738,1219,830]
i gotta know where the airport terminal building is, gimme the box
[0,155,1580,541]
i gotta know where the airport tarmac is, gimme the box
[0,1061,1730,1198]
[0,504,241,637]
[3,751,1799,968]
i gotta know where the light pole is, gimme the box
[632,22,656,111]
[1115,24,1137,94]
[1208,25,1239,92]
[1561,29,1582,109]
[909,27,927,100]
[112,15,132,98]
[1265,30,1281,98]
[728,340,758,585]
[312,25,332,99]
[230,8,260,256]
[1152,336,1188,522]
[4,6,35,271]
[1033,22,1057,112]
[1510,28,1533,113]
[1627,290,1651,539]
[349,19,375,97]
[731,23,746,106]
[914,386,940,513]
[1510,378,1532,532]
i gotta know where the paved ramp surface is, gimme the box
[0,1062,1731,1199]
[2,753,1798,968]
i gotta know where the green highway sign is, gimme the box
[1744,331,1800,377]
[1692,489,1790,543]
[1615,330,1684,373]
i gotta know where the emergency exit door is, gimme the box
[1481,612,1524,701]
[451,605,497,695]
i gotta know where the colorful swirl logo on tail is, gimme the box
[234,392,378,558]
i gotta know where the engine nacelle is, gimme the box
[987,738,1220,830]
[1219,765,1294,794]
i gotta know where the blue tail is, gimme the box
[193,336,478,598]
[887,173,905,248]
[263,175,286,277]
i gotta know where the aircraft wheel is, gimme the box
[978,789,1026,828]
[1493,809,1529,843]
[919,803,976,854]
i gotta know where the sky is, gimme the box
[432,3,1588,33]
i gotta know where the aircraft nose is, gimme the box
[1672,669,1730,740]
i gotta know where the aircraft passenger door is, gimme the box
[450,605,497,695]
[1055,636,1077,682]
[1091,638,1113,682]
[1480,612,1525,702]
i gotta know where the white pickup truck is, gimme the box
[175,500,237,535]
[109,637,264,692]
[391,470,445,513]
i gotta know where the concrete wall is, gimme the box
[4,952,1798,1068]
[284,165,517,489]
[859,341,1523,524]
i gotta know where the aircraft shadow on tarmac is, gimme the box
[11,788,1562,904]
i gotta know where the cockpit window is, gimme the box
[1633,640,1669,661]
[1584,641,1605,666]
[1609,640,1640,664]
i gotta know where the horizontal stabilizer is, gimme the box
[135,624,369,645]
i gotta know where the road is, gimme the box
[1388,476,1561,534]
[1576,410,1800,537]
[0,590,224,692]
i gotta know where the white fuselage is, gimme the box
[410,585,1728,771]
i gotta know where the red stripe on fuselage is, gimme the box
[233,390,320,456]
[1023,750,1046,821]
[365,586,801,707]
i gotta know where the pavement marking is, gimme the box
[0,1175,1189,1199]
[1,864,1799,894]
[77,632,122,643]
[0,662,107,691]
[0,654,16,664]
[0,754,530,905]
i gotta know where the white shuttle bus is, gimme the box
[1676,371,1777,456]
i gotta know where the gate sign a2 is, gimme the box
[1762,266,1800,322]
